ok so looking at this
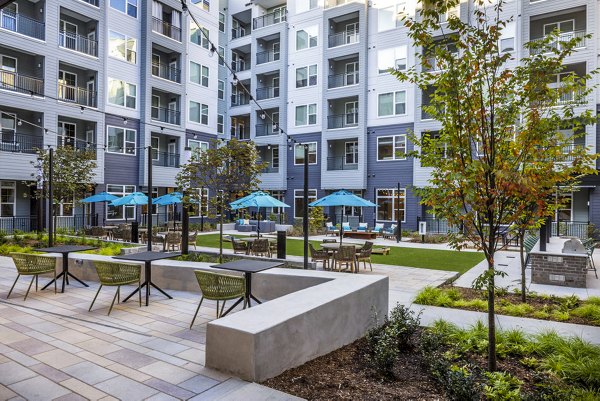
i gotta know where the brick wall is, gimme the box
[530,253,588,288]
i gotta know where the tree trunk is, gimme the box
[487,256,497,372]
[519,231,527,303]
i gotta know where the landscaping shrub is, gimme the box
[483,371,522,401]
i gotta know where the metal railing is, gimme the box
[231,27,249,39]
[231,93,250,106]
[255,123,279,136]
[552,220,589,239]
[417,216,461,234]
[328,30,359,48]
[152,151,180,168]
[0,10,45,40]
[0,131,43,154]
[151,106,181,125]
[231,60,250,72]
[328,73,359,89]
[0,216,39,234]
[57,135,97,156]
[561,144,585,162]
[256,86,279,100]
[0,70,44,96]
[327,113,358,129]
[327,156,358,171]
[152,17,182,42]
[555,87,586,105]
[253,10,286,29]
[232,129,250,140]
[256,50,280,64]
[529,30,587,55]
[151,62,181,83]
[59,30,98,57]
[58,83,97,107]
[260,163,279,174]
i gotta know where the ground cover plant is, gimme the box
[175,252,241,264]
[265,305,600,400]
[415,286,600,326]
[195,233,484,272]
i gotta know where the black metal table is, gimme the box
[113,251,180,306]
[212,260,283,316]
[37,245,97,293]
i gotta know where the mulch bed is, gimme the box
[263,338,446,401]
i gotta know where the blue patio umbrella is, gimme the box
[152,192,183,228]
[309,190,376,245]
[230,191,290,237]
[80,192,119,226]
[110,192,149,206]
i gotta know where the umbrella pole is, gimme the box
[257,207,260,238]
[340,206,344,247]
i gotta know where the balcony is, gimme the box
[261,162,279,174]
[328,73,358,89]
[256,50,279,65]
[328,113,358,129]
[0,70,44,96]
[255,123,279,137]
[253,9,286,30]
[58,83,96,107]
[0,131,43,154]
[0,8,45,40]
[327,156,358,171]
[555,87,586,106]
[59,30,98,57]
[328,30,359,48]
[256,86,279,100]
[232,26,250,39]
[232,59,250,73]
[151,106,181,125]
[529,30,587,55]
[152,151,180,167]
[152,17,182,42]
[231,93,251,107]
[57,135,96,156]
[151,62,181,83]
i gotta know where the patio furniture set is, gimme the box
[326,222,398,240]
[84,223,198,251]
[310,240,374,273]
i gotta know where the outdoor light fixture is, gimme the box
[232,74,239,86]
[260,112,266,120]
[209,44,216,57]
[123,118,128,125]
[17,120,22,126]
[80,106,85,113]
[267,144,271,149]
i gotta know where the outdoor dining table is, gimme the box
[37,245,97,293]
[212,260,283,316]
[320,242,362,252]
[113,251,180,306]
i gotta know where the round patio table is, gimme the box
[320,243,362,251]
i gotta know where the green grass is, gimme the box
[195,234,484,272]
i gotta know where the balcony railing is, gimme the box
[231,93,250,107]
[0,10,45,40]
[327,156,358,171]
[0,131,43,154]
[328,30,359,48]
[57,135,97,156]
[261,163,279,174]
[555,87,586,105]
[232,129,250,140]
[0,70,44,96]
[152,151,180,167]
[232,27,250,39]
[561,144,585,162]
[58,83,97,107]
[152,17,182,42]
[529,30,587,55]
[59,30,98,57]
[151,106,181,125]
[232,60,250,72]
[256,50,280,65]
[327,113,358,129]
[328,73,359,89]
[255,123,279,137]
[256,86,279,100]
[151,62,181,83]
[253,10,286,29]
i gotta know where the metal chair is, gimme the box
[164,232,181,251]
[89,261,141,315]
[310,244,331,270]
[356,241,374,271]
[190,270,246,327]
[583,238,598,279]
[8,253,57,300]
[187,231,198,250]
[232,238,249,255]
[335,246,357,273]
[252,238,271,257]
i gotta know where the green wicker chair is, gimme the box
[8,253,57,300]
[90,261,141,315]
[190,270,246,328]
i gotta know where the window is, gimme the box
[294,189,317,219]
[500,37,514,53]
[218,46,224,66]
[376,188,406,222]
[217,114,224,133]
[378,46,407,73]
[188,139,208,153]
[296,25,318,50]
[190,26,209,49]
[543,19,575,36]
[295,104,317,126]
[422,131,448,160]
[0,181,15,217]
[106,184,136,220]
[110,0,137,18]
[190,62,209,87]
[218,12,225,32]
[556,192,572,221]
[296,0,319,13]
[345,141,358,164]
[378,91,406,116]
[191,0,210,11]
[218,80,224,99]
[294,142,317,165]
[189,101,209,125]
[295,64,317,88]
[56,198,74,217]
[107,126,136,155]
[151,136,159,160]
[377,135,407,160]
[378,4,403,32]
[108,78,136,109]
[108,31,136,63]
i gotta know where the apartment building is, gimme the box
[0,0,597,233]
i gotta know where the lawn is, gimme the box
[195,234,484,273]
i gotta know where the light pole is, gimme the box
[33,157,43,233]
[396,182,402,243]
[200,185,205,232]
[48,147,54,247]
[219,189,224,263]
[146,146,153,252]
[303,144,309,269]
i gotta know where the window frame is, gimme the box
[219,12,225,32]
[376,188,406,223]
[377,134,407,161]
[217,114,224,134]
[107,78,137,109]
[108,30,137,64]
[0,180,16,217]
[294,142,317,165]
[295,64,317,88]
[217,80,224,99]
[109,0,138,18]
[294,189,317,219]
[106,125,136,155]
[296,25,318,51]
[106,184,136,221]
[378,90,407,117]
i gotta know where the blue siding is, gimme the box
[104,115,141,185]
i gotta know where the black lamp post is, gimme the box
[219,189,224,263]
[48,147,54,247]
[396,182,402,243]
[303,144,309,269]
[146,146,153,251]
[200,185,205,232]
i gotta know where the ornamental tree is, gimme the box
[394,0,598,371]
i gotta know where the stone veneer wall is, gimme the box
[530,252,588,288]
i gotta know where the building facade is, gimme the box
[0,0,597,233]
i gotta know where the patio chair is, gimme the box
[325,222,339,237]
[164,232,182,251]
[91,226,108,240]
[334,246,357,273]
[310,244,331,270]
[582,238,598,279]
[382,224,397,239]
[252,238,271,257]
[187,231,198,250]
[89,261,141,315]
[8,253,57,300]
[190,270,246,326]
[372,223,384,236]
[342,222,352,232]
[151,234,165,250]
[356,241,374,271]
[269,240,278,257]
[232,238,249,255]
[357,222,369,232]
[121,229,132,242]
[111,228,123,241]
[166,221,176,231]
